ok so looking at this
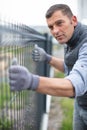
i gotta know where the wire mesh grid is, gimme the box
[0,20,51,130]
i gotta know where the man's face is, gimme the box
[46,10,78,44]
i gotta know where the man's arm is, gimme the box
[9,65,75,97]
[49,56,64,72]
[36,76,75,97]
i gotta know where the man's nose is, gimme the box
[53,26,60,34]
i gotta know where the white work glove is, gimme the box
[32,44,52,63]
[9,58,39,91]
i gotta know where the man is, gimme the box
[9,4,87,130]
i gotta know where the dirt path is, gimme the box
[47,97,63,130]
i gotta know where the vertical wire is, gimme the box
[0,46,4,130]
[20,43,23,130]
[22,44,25,130]
[5,46,8,129]
[10,45,14,129]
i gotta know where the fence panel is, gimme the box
[0,21,52,130]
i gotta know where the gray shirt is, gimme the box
[65,43,87,97]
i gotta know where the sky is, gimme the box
[0,0,78,26]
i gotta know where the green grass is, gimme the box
[54,71,74,130]
[0,118,12,130]
[54,71,64,78]
[59,97,74,130]
[0,82,29,109]
[0,82,11,108]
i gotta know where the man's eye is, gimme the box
[49,26,53,30]
[56,21,63,26]
[57,22,62,26]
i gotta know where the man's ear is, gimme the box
[71,16,78,26]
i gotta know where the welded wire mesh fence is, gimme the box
[0,20,52,130]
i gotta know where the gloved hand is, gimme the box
[9,58,39,91]
[32,44,52,63]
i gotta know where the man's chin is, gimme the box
[57,40,66,44]
[56,38,66,44]
[59,42,65,45]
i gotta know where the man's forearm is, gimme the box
[49,56,64,72]
[36,77,75,97]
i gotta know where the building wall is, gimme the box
[77,0,87,22]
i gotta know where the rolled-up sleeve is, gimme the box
[65,43,87,97]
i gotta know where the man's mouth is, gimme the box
[56,35,63,40]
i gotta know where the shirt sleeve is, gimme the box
[65,43,87,97]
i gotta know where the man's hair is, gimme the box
[45,4,73,19]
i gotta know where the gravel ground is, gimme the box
[47,96,63,130]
